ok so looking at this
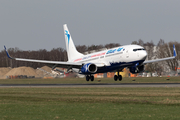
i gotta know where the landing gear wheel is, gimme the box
[90,76,94,81]
[114,75,118,81]
[86,75,90,81]
[118,75,122,81]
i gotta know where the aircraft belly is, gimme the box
[96,60,145,73]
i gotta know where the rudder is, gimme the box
[63,24,84,62]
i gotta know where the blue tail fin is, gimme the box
[63,24,84,62]
[173,44,177,57]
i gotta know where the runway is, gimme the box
[1,83,180,87]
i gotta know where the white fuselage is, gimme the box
[72,44,147,73]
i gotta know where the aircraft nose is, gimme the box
[140,51,147,60]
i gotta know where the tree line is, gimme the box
[0,40,179,74]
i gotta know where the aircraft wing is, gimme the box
[143,45,177,64]
[4,46,82,69]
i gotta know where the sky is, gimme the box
[0,0,180,51]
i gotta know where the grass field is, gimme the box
[1,87,180,119]
[0,77,180,84]
[1,77,180,120]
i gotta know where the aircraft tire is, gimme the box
[119,75,122,81]
[86,75,90,81]
[90,76,94,81]
[114,75,118,81]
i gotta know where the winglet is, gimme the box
[173,44,177,57]
[4,46,14,59]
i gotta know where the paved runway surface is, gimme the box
[1,83,180,87]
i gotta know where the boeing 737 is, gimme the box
[4,24,177,81]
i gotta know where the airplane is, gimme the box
[4,24,177,81]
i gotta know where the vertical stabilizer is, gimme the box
[63,24,84,62]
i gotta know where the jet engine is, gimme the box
[129,65,144,74]
[80,63,97,74]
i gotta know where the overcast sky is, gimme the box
[0,0,180,51]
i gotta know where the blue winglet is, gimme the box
[4,46,14,59]
[173,44,177,57]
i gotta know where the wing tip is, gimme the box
[4,45,6,50]
[4,46,14,59]
[173,44,177,57]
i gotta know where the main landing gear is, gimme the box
[114,75,122,81]
[86,75,94,81]
[114,71,122,81]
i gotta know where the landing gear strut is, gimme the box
[86,75,94,81]
[114,71,122,81]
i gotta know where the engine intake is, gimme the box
[81,63,97,74]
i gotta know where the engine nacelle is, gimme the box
[129,65,144,74]
[80,63,97,74]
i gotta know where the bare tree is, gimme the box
[131,39,145,46]
[76,45,87,53]
[144,40,155,60]
[105,43,120,49]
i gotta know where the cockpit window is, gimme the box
[133,48,145,52]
